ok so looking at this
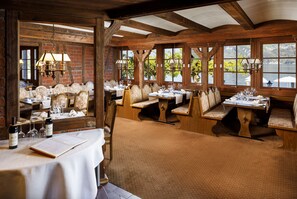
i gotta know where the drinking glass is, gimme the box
[18,125,26,138]
[39,120,46,138]
[31,120,39,137]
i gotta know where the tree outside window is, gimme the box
[262,43,296,88]
[144,49,157,81]
[119,50,134,80]
[223,45,250,86]
[164,47,183,83]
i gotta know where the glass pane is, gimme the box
[128,70,134,80]
[128,50,134,58]
[22,70,27,80]
[164,48,172,59]
[238,73,250,86]
[263,44,278,58]
[262,59,278,72]
[263,73,278,88]
[191,49,199,58]
[279,74,296,88]
[280,58,296,73]
[27,69,31,79]
[280,43,296,57]
[164,59,171,70]
[122,50,127,59]
[191,72,202,83]
[174,48,182,59]
[149,49,156,59]
[224,46,236,58]
[208,73,214,84]
[224,59,236,72]
[27,50,31,59]
[224,72,236,85]
[208,59,214,84]
[27,60,31,70]
[22,50,27,59]
[173,71,182,82]
[237,45,251,58]
[164,70,172,82]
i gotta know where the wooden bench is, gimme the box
[172,88,233,136]
[116,84,158,121]
[268,95,297,150]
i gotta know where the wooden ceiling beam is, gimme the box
[155,12,211,33]
[106,0,238,19]
[122,20,176,36]
[104,20,122,46]
[219,2,254,30]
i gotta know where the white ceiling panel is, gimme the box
[120,26,151,35]
[175,5,238,29]
[131,15,187,32]
[238,0,297,24]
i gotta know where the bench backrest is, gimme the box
[208,88,216,109]
[142,84,152,100]
[151,83,160,92]
[214,87,221,105]
[198,91,210,115]
[130,85,143,104]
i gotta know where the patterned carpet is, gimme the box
[106,117,297,199]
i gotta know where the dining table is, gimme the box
[0,129,104,199]
[222,95,270,138]
[149,90,191,123]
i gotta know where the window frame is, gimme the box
[163,47,183,83]
[261,42,297,89]
[119,49,135,81]
[222,44,251,87]
[20,46,39,86]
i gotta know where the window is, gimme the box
[119,50,134,80]
[190,48,214,84]
[262,43,296,88]
[20,46,39,86]
[164,47,183,83]
[144,49,157,81]
[223,45,251,86]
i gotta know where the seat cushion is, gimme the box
[132,99,158,109]
[171,104,190,115]
[202,105,232,120]
[268,108,295,130]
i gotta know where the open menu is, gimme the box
[30,134,88,158]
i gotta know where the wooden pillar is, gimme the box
[94,18,104,128]
[6,10,19,125]
[133,49,151,88]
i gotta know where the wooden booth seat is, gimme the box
[268,95,297,150]
[172,88,232,136]
[117,84,158,120]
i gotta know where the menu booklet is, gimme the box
[30,134,87,158]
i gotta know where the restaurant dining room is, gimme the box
[1,0,297,199]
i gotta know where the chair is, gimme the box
[74,91,89,115]
[51,93,69,109]
[35,86,48,99]
[104,100,117,161]
[71,83,82,94]
[53,84,66,95]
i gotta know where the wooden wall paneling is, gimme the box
[6,10,19,125]
[94,18,104,128]
[156,45,164,86]
[183,44,191,87]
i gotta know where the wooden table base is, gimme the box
[237,108,253,138]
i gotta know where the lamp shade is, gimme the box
[53,53,71,62]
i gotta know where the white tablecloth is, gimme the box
[0,129,104,199]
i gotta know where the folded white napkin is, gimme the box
[175,94,183,104]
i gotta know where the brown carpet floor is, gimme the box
[106,117,297,199]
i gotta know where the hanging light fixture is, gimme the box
[35,24,71,79]
[115,47,127,70]
[241,39,262,74]
[169,44,183,70]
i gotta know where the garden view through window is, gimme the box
[164,47,183,83]
[119,50,134,81]
[144,49,157,81]
[223,45,251,86]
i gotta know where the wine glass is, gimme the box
[31,120,39,137]
[27,120,34,138]
[39,120,46,138]
[18,125,26,139]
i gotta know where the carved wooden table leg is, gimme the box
[158,98,169,123]
[237,108,253,138]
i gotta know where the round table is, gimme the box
[0,129,104,199]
